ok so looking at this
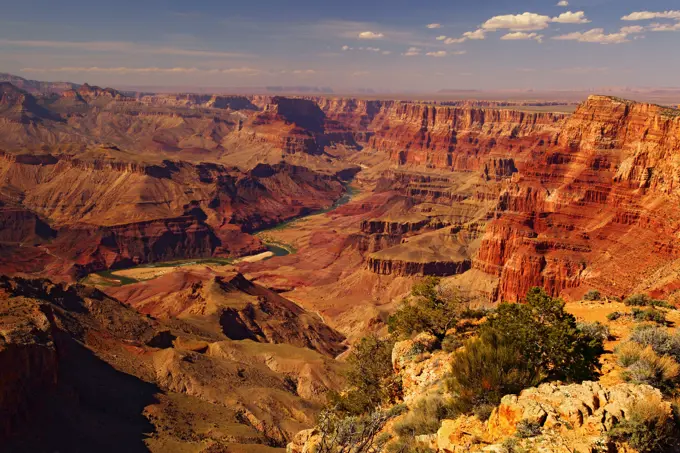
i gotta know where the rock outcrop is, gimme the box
[437,381,670,453]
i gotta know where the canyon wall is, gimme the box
[473,96,680,300]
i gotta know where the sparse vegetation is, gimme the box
[607,311,623,321]
[630,325,680,362]
[392,394,457,438]
[316,405,407,453]
[616,342,680,391]
[577,321,611,342]
[607,397,680,453]
[328,335,401,415]
[624,294,673,309]
[515,419,542,438]
[482,288,605,382]
[441,334,463,353]
[583,290,602,301]
[632,307,667,324]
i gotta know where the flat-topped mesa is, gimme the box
[366,223,483,277]
[367,256,472,276]
[559,95,680,194]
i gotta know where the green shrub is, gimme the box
[515,419,542,438]
[388,277,470,340]
[441,334,463,353]
[446,331,541,420]
[393,394,457,438]
[625,294,673,309]
[328,335,401,415]
[607,311,623,321]
[445,288,605,420]
[482,287,604,382]
[583,290,602,301]
[632,308,667,324]
[577,321,611,342]
[459,308,489,320]
[607,398,680,453]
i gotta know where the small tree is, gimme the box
[328,335,401,415]
[482,287,604,381]
[388,277,468,340]
[445,288,605,419]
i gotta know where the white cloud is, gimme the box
[403,46,421,56]
[292,69,316,75]
[552,11,591,24]
[649,22,680,32]
[427,23,442,29]
[463,29,487,40]
[358,31,384,39]
[501,32,544,42]
[621,11,680,21]
[343,45,391,54]
[444,37,467,44]
[452,50,467,55]
[351,71,370,77]
[557,1,569,6]
[620,26,645,34]
[426,50,447,57]
[440,29,485,44]
[0,39,249,58]
[553,28,629,44]
[482,12,552,31]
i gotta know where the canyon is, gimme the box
[1,74,680,451]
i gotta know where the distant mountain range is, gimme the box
[0,73,80,95]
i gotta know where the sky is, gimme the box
[1,0,679,92]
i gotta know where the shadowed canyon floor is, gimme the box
[2,77,680,450]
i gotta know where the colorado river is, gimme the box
[257,184,360,256]
[84,184,359,285]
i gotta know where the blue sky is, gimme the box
[1,0,679,91]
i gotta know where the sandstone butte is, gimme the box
[2,73,680,451]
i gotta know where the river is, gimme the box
[258,184,360,257]
[84,184,359,285]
